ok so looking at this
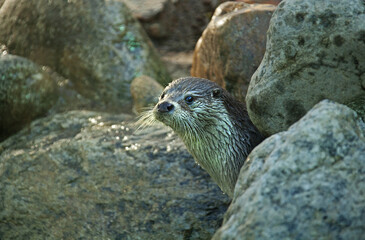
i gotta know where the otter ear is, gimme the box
[211,88,222,98]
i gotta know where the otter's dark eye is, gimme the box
[185,95,194,105]
[160,92,165,99]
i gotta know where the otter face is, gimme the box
[153,77,224,137]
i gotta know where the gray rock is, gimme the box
[0,54,58,140]
[239,0,282,4]
[123,0,174,21]
[123,0,227,51]
[191,2,275,100]
[246,0,365,136]
[0,110,230,239]
[213,100,365,240]
[0,0,170,112]
[161,51,194,80]
[130,75,163,114]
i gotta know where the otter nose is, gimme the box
[157,101,174,113]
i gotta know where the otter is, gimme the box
[139,77,265,197]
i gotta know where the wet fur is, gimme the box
[138,77,264,197]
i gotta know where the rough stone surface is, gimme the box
[191,2,275,100]
[161,51,194,80]
[123,0,227,51]
[123,0,171,21]
[238,0,282,5]
[213,100,365,240]
[130,75,163,114]
[0,0,170,112]
[123,0,168,38]
[0,111,230,239]
[246,0,365,136]
[0,54,58,140]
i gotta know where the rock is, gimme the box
[161,51,194,80]
[213,100,365,240]
[123,0,173,22]
[0,110,230,239]
[0,0,170,112]
[123,0,227,51]
[246,0,365,136]
[130,75,163,114]
[238,0,282,5]
[0,54,58,141]
[191,2,276,100]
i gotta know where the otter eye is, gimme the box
[185,95,194,105]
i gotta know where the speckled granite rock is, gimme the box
[0,0,170,112]
[0,111,229,239]
[191,2,275,100]
[246,0,365,136]
[213,100,365,240]
[0,54,58,140]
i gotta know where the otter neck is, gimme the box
[179,114,250,198]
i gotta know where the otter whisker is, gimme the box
[134,109,158,131]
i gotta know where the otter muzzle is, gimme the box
[157,101,174,113]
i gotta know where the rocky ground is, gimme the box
[0,111,230,239]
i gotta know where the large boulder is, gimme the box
[0,53,58,140]
[0,111,229,239]
[191,2,276,100]
[213,100,365,239]
[246,0,365,136]
[0,0,170,112]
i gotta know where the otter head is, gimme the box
[153,77,225,138]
